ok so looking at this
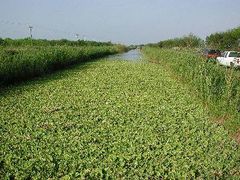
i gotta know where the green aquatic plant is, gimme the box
[0,60,239,179]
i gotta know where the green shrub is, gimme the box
[146,34,203,48]
[206,27,240,50]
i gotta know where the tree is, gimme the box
[206,27,240,50]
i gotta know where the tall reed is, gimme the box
[143,47,240,132]
[0,45,119,85]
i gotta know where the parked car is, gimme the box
[217,51,240,68]
[203,49,221,59]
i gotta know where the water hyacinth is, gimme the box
[0,60,239,179]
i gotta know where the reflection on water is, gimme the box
[107,49,141,61]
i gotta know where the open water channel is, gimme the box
[107,49,142,61]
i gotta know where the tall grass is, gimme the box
[143,47,240,133]
[0,45,121,85]
[0,38,115,47]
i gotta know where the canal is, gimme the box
[107,49,142,61]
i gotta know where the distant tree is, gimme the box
[154,34,202,48]
[0,38,4,45]
[0,38,115,47]
[206,27,240,50]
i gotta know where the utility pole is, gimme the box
[29,26,33,39]
[75,33,79,40]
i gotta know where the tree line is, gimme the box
[206,26,240,50]
[0,38,114,47]
[146,27,240,50]
[147,34,203,48]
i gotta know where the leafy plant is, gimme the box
[0,60,239,179]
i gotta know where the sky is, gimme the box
[0,0,240,45]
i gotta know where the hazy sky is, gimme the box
[0,0,240,44]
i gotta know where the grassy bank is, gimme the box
[143,47,240,134]
[0,38,127,85]
[0,60,240,178]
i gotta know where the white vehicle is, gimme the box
[217,51,240,68]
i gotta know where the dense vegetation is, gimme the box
[143,47,240,133]
[0,39,126,85]
[147,34,203,48]
[146,26,240,51]
[206,26,240,50]
[1,60,239,179]
[0,38,114,47]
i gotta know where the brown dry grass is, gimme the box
[233,129,240,144]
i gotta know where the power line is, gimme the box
[0,19,110,42]
[0,19,86,40]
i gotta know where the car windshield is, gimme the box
[229,52,240,57]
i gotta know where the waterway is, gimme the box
[107,49,142,61]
